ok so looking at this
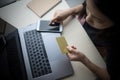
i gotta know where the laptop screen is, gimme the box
[0,0,17,8]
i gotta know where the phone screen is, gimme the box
[36,20,62,33]
[40,20,59,30]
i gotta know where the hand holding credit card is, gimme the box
[56,36,69,54]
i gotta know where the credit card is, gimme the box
[56,36,68,54]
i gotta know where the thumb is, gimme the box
[71,45,77,49]
[67,46,76,53]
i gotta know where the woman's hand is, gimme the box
[50,9,71,24]
[49,4,84,25]
[66,45,86,62]
[67,45,110,80]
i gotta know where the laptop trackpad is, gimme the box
[50,60,73,79]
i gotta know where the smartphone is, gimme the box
[36,20,63,33]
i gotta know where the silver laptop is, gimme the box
[18,23,74,80]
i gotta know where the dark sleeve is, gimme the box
[106,37,120,80]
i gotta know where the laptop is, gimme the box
[0,0,17,8]
[18,23,74,80]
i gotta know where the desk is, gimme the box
[0,0,106,80]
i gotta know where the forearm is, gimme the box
[66,4,84,16]
[81,56,110,80]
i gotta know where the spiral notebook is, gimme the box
[27,0,62,17]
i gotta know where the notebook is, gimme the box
[27,0,62,17]
[18,23,74,80]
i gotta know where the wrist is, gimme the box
[80,55,91,65]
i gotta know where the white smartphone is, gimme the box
[36,20,63,33]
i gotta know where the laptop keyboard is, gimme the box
[24,30,52,78]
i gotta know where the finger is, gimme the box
[66,46,72,52]
[66,53,72,60]
[71,45,77,49]
[54,11,57,17]
[67,46,76,54]
[49,16,60,25]
[49,17,56,25]
[67,45,76,50]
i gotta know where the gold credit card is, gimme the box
[56,36,68,54]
